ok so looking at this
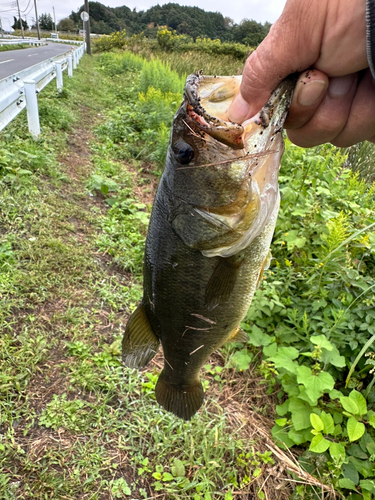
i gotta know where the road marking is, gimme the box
[0,59,14,65]
[28,53,39,57]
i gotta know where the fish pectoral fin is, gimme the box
[155,370,204,421]
[122,304,160,369]
[205,255,243,311]
[227,327,249,344]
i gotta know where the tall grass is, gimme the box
[96,53,182,168]
[152,50,245,77]
[96,51,144,75]
[140,58,185,94]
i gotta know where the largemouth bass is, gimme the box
[122,72,295,420]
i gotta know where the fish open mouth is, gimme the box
[184,72,295,153]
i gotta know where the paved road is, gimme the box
[0,42,73,80]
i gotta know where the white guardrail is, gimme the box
[0,39,47,46]
[0,40,85,138]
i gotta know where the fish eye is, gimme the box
[172,140,195,165]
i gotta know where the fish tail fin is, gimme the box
[155,371,204,420]
[122,304,160,369]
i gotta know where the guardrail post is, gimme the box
[24,80,40,138]
[55,62,63,91]
[67,55,73,77]
[72,50,77,69]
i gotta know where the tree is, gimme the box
[232,19,268,46]
[12,16,28,31]
[57,17,76,32]
[224,17,234,29]
[39,13,54,31]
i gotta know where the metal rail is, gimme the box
[0,42,85,137]
[0,39,47,46]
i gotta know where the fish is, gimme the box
[122,72,295,420]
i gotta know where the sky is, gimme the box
[0,0,287,31]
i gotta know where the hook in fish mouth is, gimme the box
[183,72,296,150]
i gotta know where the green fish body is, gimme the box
[122,73,295,420]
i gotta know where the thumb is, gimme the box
[228,0,327,122]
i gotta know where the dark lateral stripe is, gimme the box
[366,0,375,79]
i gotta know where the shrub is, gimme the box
[93,30,127,52]
[155,28,251,60]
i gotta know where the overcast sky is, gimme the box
[0,0,287,30]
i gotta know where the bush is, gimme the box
[93,30,127,52]
[156,28,252,60]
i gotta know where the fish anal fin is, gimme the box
[205,256,243,311]
[227,327,249,343]
[155,371,204,421]
[122,304,160,369]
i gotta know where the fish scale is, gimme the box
[122,72,295,420]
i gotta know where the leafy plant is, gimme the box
[240,141,375,498]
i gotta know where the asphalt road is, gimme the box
[0,42,73,80]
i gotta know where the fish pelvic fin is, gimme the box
[205,255,242,311]
[155,371,204,421]
[227,326,249,343]
[122,304,160,369]
[255,250,272,289]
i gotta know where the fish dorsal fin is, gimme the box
[122,304,160,369]
[155,370,204,421]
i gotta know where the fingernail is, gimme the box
[297,80,327,106]
[328,75,354,96]
[227,93,251,123]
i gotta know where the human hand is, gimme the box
[228,0,375,147]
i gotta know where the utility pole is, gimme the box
[84,0,91,55]
[34,0,40,40]
[52,6,56,32]
[0,17,4,38]
[16,0,25,39]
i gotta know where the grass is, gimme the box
[11,30,84,41]
[132,46,245,77]
[0,54,297,500]
[0,43,29,52]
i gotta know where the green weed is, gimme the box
[95,53,182,169]
[140,58,185,94]
[238,140,375,498]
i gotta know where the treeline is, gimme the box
[65,1,270,46]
